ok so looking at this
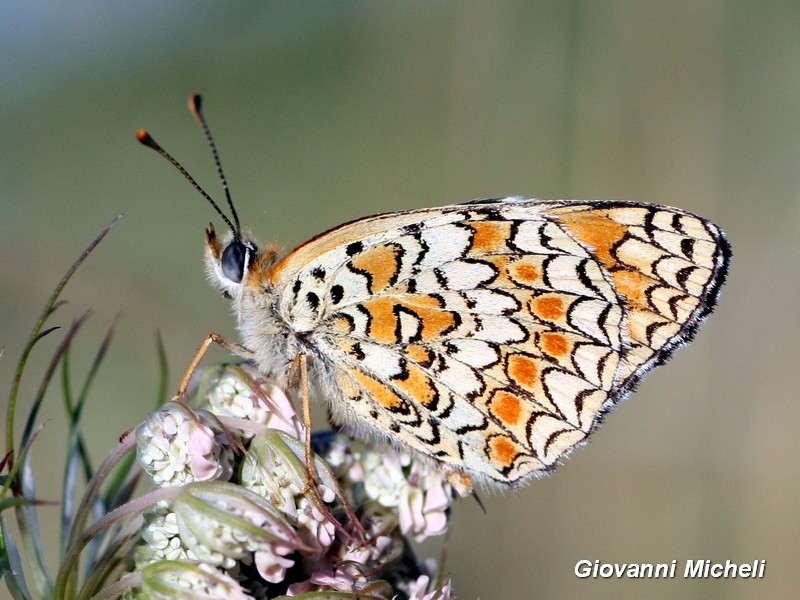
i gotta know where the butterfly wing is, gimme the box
[269,198,730,487]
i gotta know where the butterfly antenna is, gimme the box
[187,92,241,237]
[136,129,239,237]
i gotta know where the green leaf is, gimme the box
[1,515,33,600]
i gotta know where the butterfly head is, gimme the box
[204,224,280,300]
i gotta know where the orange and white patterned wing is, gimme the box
[268,198,730,487]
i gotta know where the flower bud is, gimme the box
[172,482,307,574]
[138,560,251,600]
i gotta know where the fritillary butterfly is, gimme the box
[139,95,731,493]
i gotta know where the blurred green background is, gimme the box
[2,2,797,598]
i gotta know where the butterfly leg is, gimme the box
[297,353,316,493]
[285,353,332,501]
[174,332,255,399]
[292,352,367,542]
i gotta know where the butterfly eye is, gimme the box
[221,241,248,283]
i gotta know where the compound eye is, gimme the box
[221,241,248,283]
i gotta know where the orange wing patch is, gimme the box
[350,243,403,293]
[351,369,406,411]
[468,221,510,254]
[488,389,523,427]
[611,269,655,310]
[360,297,398,343]
[558,210,628,268]
[487,435,522,469]
[361,295,457,343]
[404,343,434,368]
[540,332,569,357]
[530,294,566,321]
[506,256,541,286]
[506,353,539,393]
[394,362,438,407]
[399,296,458,340]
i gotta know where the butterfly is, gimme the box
[139,94,731,494]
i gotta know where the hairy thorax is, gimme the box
[236,282,298,384]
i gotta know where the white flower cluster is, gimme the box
[203,364,304,439]
[323,435,453,542]
[136,404,234,486]
[129,364,456,599]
